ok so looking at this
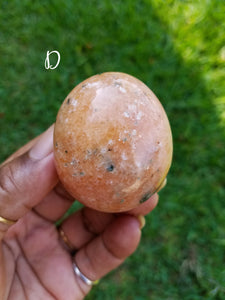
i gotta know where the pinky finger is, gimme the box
[128,193,159,217]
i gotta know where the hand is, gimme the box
[0,125,159,300]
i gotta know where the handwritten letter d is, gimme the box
[45,50,60,69]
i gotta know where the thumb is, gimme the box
[0,126,58,227]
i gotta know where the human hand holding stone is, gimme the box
[0,125,159,300]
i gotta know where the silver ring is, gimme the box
[73,262,99,286]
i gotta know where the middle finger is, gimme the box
[59,207,115,251]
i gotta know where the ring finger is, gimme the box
[72,214,142,296]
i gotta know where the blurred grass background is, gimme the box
[0,0,225,299]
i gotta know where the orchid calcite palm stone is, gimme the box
[54,72,173,212]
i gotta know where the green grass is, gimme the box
[1,0,225,299]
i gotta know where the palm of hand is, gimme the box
[2,211,83,300]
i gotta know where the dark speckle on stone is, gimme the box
[65,150,68,154]
[106,164,114,172]
[108,148,112,151]
[67,98,70,104]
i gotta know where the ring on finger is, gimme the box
[58,226,76,254]
[73,262,99,286]
[0,216,17,226]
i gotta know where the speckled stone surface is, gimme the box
[54,72,173,212]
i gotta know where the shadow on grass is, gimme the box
[81,3,225,300]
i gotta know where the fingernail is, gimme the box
[137,215,146,229]
[158,177,167,192]
[29,125,54,160]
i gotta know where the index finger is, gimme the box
[0,126,58,238]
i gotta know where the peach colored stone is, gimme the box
[54,72,173,212]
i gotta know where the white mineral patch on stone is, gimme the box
[130,82,139,90]
[136,111,143,120]
[128,104,137,112]
[70,158,77,165]
[119,86,126,93]
[135,160,142,168]
[122,152,128,160]
[106,180,114,185]
[87,197,95,203]
[132,129,137,136]
[118,131,127,142]
[108,139,113,145]
[68,99,78,113]
[65,118,68,123]
[114,79,123,84]
[86,82,100,88]
[132,143,136,150]
[71,99,78,107]
[123,111,130,118]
